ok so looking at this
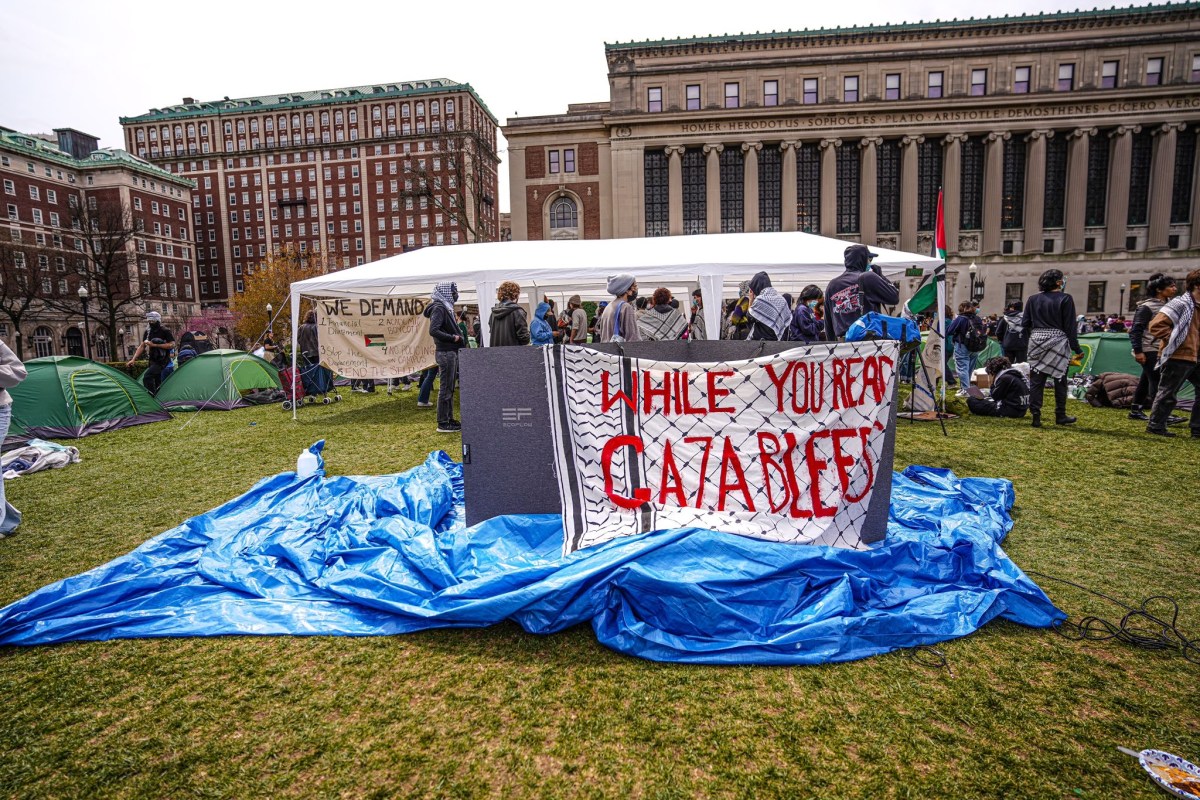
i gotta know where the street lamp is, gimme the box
[968,262,984,303]
[1119,283,1126,314]
[77,284,93,360]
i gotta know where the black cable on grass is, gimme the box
[905,644,950,672]
[1027,571,1200,666]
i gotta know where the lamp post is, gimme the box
[1119,283,1126,315]
[968,262,984,304]
[13,329,20,360]
[77,285,93,360]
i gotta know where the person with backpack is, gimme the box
[946,301,987,396]
[994,300,1027,363]
[1019,269,1085,428]
[823,244,901,341]
[598,274,640,342]
[127,311,174,395]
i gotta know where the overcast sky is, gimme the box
[1,0,1142,212]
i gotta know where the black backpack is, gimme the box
[963,315,988,353]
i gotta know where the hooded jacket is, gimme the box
[823,266,900,340]
[488,301,531,347]
[0,340,26,407]
[424,302,465,352]
[530,302,555,346]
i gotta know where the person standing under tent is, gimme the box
[1128,273,1178,422]
[566,295,589,344]
[127,311,175,395]
[530,301,556,346]
[488,281,532,347]
[638,288,688,341]
[0,338,27,540]
[424,281,465,433]
[598,274,641,342]
[687,289,707,340]
[788,285,825,343]
[1145,268,1200,438]
[1019,269,1084,428]
[823,244,900,341]
[745,272,792,342]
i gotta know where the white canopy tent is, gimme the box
[290,231,942,353]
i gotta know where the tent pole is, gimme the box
[290,290,301,421]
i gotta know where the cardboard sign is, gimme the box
[545,341,899,555]
[315,296,436,378]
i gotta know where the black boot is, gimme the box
[1056,415,1077,425]
[1147,425,1176,437]
[1128,405,1148,421]
[1031,412,1042,428]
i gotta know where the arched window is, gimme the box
[65,327,84,356]
[95,335,110,361]
[33,326,55,358]
[550,197,578,229]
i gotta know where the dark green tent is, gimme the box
[7,357,170,444]
[153,349,282,410]
[1073,332,1193,399]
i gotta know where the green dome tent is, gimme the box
[6,357,171,445]
[153,349,282,410]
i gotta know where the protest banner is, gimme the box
[545,341,899,555]
[315,296,436,378]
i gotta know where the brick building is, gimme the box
[504,3,1200,315]
[1,126,197,360]
[120,79,500,306]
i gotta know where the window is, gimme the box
[1001,137,1027,229]
[1171,127,1197,224]
[1193,55,1200,82]
[885,73,901,100]
[763,80,778,107]
[28,185,39,200]
[927,72,944,99]
[686,84,701,110]
[1102,60,1119,89]
[1128,129,1154,226]
[724,82,739,109]
[644,150,669,237]
[647,87,662,113]
[836,144,860,234]
[682,148,706,235]
[1043,135,1069,228]
[844,76,859,102]
[1087,281,1107,313]
[1005,283,1025,306]
[803,78,819,104]
[548,150,560,174]
[6,204,15,221]
[1057,63,1075,91]
[1146,57,1164,86]
[2,179,12,195]
[1014,66,1031,94]
[719,148,745,233]
[564,148,575,173]
[970,69,987,96]
[550,196,578,229]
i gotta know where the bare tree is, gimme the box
[400,131,499,245]
[0,240,51,359]
[41,194,168,348]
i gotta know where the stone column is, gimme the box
[704,143,723,234]
[900,134,923,253]
[666,145,685,236]
[1105,124,1140,252]
[942,134,966,257]
[819,138,840,238]
[742,142,762,232]
[781,141,798,232]
[981,131,1010,256]
[609,143,644,238]
[508,147,528,241]
[1063,128,1094,254]
[1023,130,1052,254]
[859,137,881,245]
[1148,122,1184,251]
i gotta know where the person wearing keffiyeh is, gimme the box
[1145,267,1200,438]
[422,281,465,433]
[1019,269,1084,428]
[745,271,792,342]
[638,288,688,341]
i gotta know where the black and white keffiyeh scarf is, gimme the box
[1028,328,1071,379]
[748,288,792,341]
[637,307,688,341]
[431,281,457,312]
[1156,294,1197,366]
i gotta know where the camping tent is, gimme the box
[7,357,170,444]
[1072,332,1193,398]
[289,231,943,357]
[154,349,283,410]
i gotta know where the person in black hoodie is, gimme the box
[824,244,900,341]
[423,281,465,433]
[967,356,1029,418]
[994,300,1027,363]
[1019,269,1084,428]
[488,281,531,347]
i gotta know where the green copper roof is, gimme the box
[605,2,1200,50]
[0,128,194,188]
[120,79,497,125]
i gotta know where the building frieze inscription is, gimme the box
[672,96,1200,135]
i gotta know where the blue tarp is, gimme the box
[0,445,1064,663]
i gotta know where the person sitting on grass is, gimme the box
[967,356,1030,419]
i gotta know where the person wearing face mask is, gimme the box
[687,289,706,340]
[598,274,641,342]
[1019,269,1085,428]
[744,272,792,341]
[824,244,900,341]
[423,281,465,433]
[788,285,825,343]
[127,311,175,395]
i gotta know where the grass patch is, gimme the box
[1,391,1197,799]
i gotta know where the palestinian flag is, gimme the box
[904,188,947,317]
[364,333,387,348]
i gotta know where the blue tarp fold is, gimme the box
[0,447,1063,663]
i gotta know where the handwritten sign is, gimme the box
[545,341,899,555]
[316,296,436,379]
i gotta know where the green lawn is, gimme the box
[1,390,1197,799]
